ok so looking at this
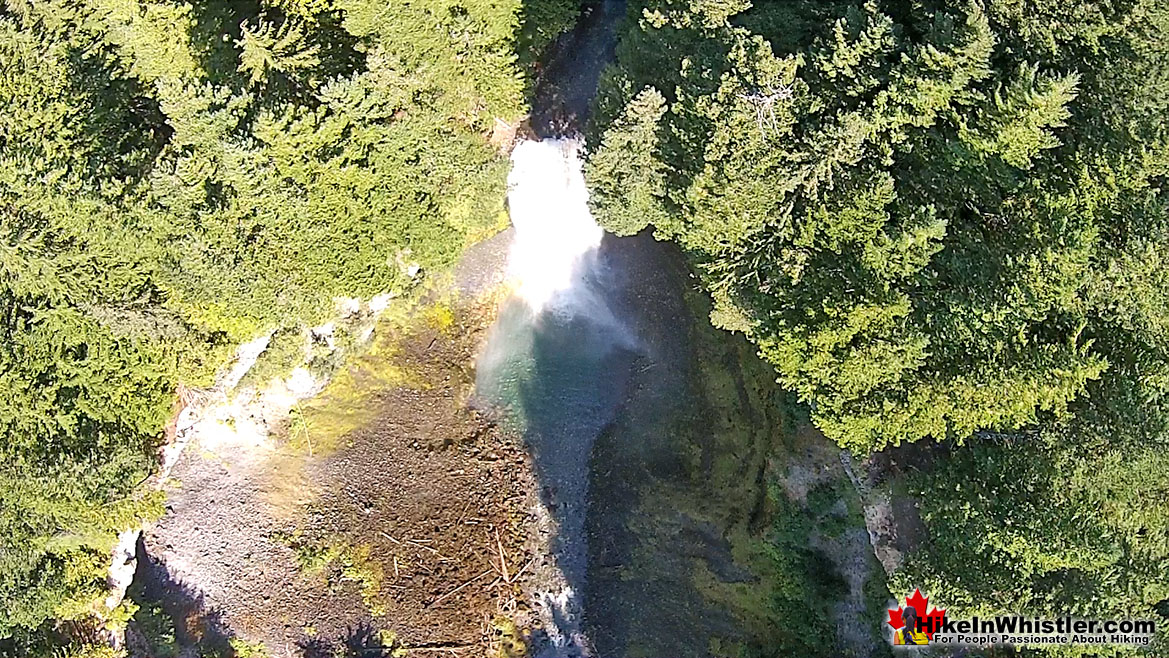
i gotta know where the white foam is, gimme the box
[507,139,605,313]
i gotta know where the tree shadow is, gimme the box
[478,226,749,655]
[296,621,394,658]
[186,0,259,87]
[125,536,236,658]
[60,42,171,186]
[183,0,365,109]
[474,237,638,655]
[515,0,584,101]
[129,557,401,658]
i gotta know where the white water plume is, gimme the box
[506,138,604,313]
[488,137,623,657]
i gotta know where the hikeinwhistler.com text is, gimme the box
[923,616,1157,647]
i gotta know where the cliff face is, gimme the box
[575,232,889,657]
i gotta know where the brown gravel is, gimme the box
[134,292,544,658]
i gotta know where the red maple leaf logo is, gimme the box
[887,588,947,640]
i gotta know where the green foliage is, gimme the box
[53,645,127,658]
[274,532,386,617]
[893,344,1169,654]
[127,601,180,658]
[237,18,321,88]
[760,490,846,657]
[893,432,1169,655]
[587,0,1169,453]
[0,0,534,642]
[228,638,271,658]
[585,86,670,236]
[516,0,580,77]
[804,481,850,538]
[237,329,305,391]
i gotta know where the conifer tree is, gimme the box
[588,0,1169,642]
[0,0,541,642]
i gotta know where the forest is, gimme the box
[2,0,1167,655]
[0,0,574,650]
[586,0,1169,651]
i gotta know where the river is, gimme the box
[472,3,789,654]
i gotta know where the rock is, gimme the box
[286,367,317,396]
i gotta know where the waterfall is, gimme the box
[506,138,604,314]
